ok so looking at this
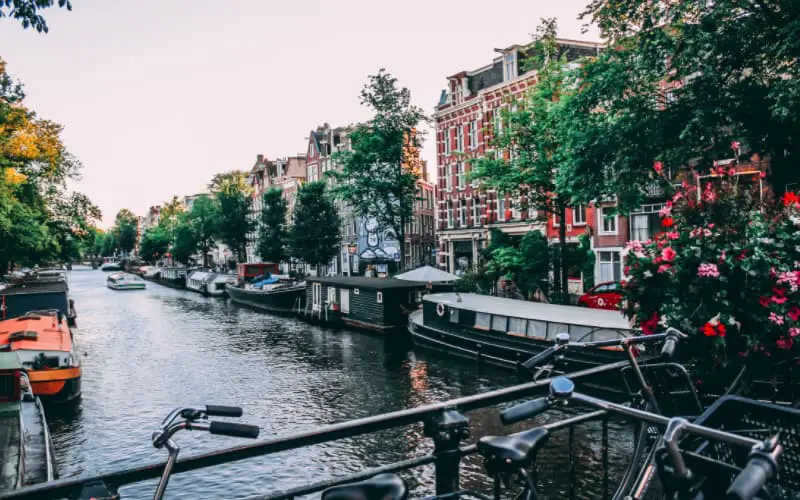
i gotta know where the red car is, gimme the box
[578,281,624,310]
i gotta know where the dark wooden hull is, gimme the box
[226,284,305,314]
[408,312,629,389]
[156,276,186,289]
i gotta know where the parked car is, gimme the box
[578,281,623,310]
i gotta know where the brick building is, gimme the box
[433,38,603,275]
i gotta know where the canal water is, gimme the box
[46,268,635,499]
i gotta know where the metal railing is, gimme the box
[3,360,633,500]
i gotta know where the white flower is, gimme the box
[643,270,653,278]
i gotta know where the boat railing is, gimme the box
[3,360,633,500]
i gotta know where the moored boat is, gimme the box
[225,263,304,314]
[0,310,81,405]
[0,352,56,492]
[106,272,146,290]
[100,259,122,272]
[158,267,188,289]
[408,292,633,374]
[186,270,234,297]
[0,272,76,328]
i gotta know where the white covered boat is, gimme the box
[186,270,235,297]
[106,272,146,290]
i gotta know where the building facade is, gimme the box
[433,38,603,275]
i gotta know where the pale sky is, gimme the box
[0,0,599,227]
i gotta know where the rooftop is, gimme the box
[307,276,436,290]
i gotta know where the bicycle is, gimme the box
[75,405,260,500]
[320,376,787,500]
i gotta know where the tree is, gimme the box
[329,69,426,270]
[570,0,800,207]
[112,209,138,256]
[171,213,198,265]
[186,195,218,268]
[209,171,253,262]
[257,187,288,264]
[1,0,72,33]
[471,19,579,303]
[288,181,341,271]
[486,231,551,299]
[138,227,169,264]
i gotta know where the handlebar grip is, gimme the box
[205,405,243,417]
[501,398,551,425]
[522,346,560,370]
[209,421,260,439]
[660,338,677,358]
[725,456,776,500]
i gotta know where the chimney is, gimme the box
[257,154,264,163]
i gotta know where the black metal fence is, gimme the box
[2,360,632,500]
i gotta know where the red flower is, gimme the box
[640,312,659,335]
[661,246,677,262]
[653,161,664,174]
[776,338,794,350]
[789,307,800,322]
[662,217,674,228]
[701,322,717,337]
[758,296,771,308]
[773,286,786,297]
[782,192,799,207]
[731,140,740,151]
[717,323,726,337]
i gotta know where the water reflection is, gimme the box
[46,268,630,499]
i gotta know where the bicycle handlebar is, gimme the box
[501,398,550,424]
[205,405,243,417]
[726,447,781,500]
[209,421,260,438]
[659,327,685,358]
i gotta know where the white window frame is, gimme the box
[572,205,586,226]
[444,127,452,155]
[503,51,517,82]
[459,199,467,227]
[468,120,478,150]
[456,126,464,152]
[445,163,453,191]
[472,198,481,227]
[457,162,466,189]
[493,108,503,137]
[447,201,454,229]
[377,291,383,303]
[597,249,622,283]
[498,197,506,221]
[598,206,618,235]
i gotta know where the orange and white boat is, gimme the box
[0,310,81,405]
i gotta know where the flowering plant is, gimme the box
[623,166,800,369]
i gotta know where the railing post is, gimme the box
[423,407,470,496]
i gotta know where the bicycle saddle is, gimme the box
[321,473,408,500]
[478,427,550,471]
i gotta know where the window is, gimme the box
[527,320,547,339]
[445,163,453,191]
[572,205,586,225]
[459,199,467,227]
[449,307,460,323]
[508,317,527,335]
[493,108,503,137]
[447,201,454,228]
[491,315,508,332]
[498,197,506,220]
[599,251,622,282]
[457,162,466,189]
[511,199,521,220]
[376,291,383,303]
[504,52,516,81]
[598,206,617,234]
[353,288,360,295]
[475,312,491,330]
[630,204,665,241]
[472,198,481,227]
[456,126,464,152]
[468,120,478,149]
[445,128,452,155]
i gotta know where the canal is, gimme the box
[45,268,635,499]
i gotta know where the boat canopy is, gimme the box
[188,271,214,282]
[237,263,279,280]
[424,293,631,331]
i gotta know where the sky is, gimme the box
[0,0,599,228]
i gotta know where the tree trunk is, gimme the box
[558,204,568,305]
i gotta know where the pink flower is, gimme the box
[653,161,664,174]
[697,263,720,278]
[758,296,771,308]
[719,250,726,262]
[661,247,677,262]
[657,263,672,274]
[790,328,800,338]
[772,295,788,305]
[658,205,672,218]
[776,338,793,350]
[666,231,679,240]
[770,313,785,326]
[789,307,800,322]
[731,140,740,151]
[728,168,736,176]
[672,191,683,202]
[707,223,715,229]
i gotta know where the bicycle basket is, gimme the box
[688,395,800,499]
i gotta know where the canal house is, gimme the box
[303,276,453,334]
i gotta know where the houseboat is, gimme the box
[1,272,76,328]
[186,270,235,297]
[408,292,633,374]
[100,259,122,272]
[158,267,189,289]
[0,352,56,492]
[106,272,146,290]
[142,266,161,280]
[302,276,453,335]
[0,310,82,405]
[226,263,304,314]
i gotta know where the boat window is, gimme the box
[377,291,383,303]
[474,312,491,330]
[353,288,360,295]
[508,317,527,335]
[491,315,508,332]
[592,329,622,342]
[571,325,593,342]
[527,320,547,339]
[547,323,571,339]
[449,308,459,323]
